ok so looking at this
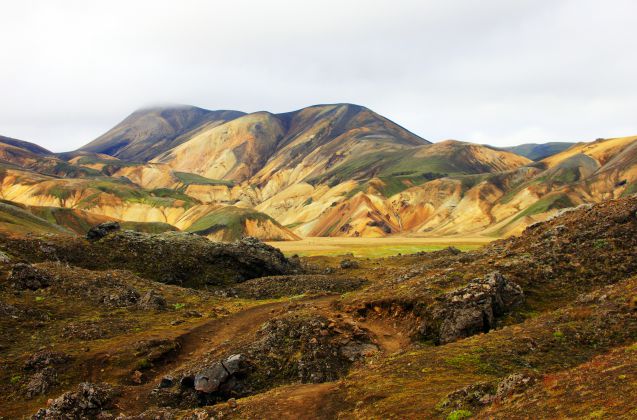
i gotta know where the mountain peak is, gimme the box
[80,106,246,161]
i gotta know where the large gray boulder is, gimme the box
[192,354,250,394]
[419,272,524,344]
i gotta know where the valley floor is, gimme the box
[267,236,491,257]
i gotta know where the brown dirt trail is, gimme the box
[114,295,339,414]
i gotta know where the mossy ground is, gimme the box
[1,195,636,418]
[0,263,267,417]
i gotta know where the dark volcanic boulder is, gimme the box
[9,263,53,290]
[419,271,524,344]
[86,221,121,241]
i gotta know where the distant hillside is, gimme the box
[0,199,71,236]
[185,206,299,241]
[502,142,573,161]
[2,105,636,240]
[311,140,530,186]
[0,135,52,156]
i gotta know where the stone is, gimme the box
[138,290,167,310]
[193,354,250,394]
[494,373,537,401]
[223,354,248,375]
[194,363,229,393]
[159,376,174,388]
[131,370,144,384]
[86,221,121,241]
[99,287,140,308]
[9,264,53,290]
[340,259,360,269]
[0,250,11,264]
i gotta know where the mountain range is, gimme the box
[0,103,635,240]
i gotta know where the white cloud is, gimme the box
[0,0,636,151]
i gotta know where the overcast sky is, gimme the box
[1,0,636,151]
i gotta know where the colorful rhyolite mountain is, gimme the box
[1,104,636,240]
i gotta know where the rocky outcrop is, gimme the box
[150,354,251,409]
[25,367,58,398]
[419,272,524,344]
[9,263,53,290]
[32,382,116,419]
[20,263,144,308]
[157,312,378,408]
[437,372,538,416]
[24,350,70,371]
[248,312,377,384]
[22,351,71,399]
[6,233,301,288]
[438,381,496,412]
[222,274,367,299]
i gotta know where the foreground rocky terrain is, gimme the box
[1,194,636,418]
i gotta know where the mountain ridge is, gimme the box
[79,105,247,161]
[0,104,635,240]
